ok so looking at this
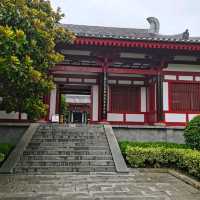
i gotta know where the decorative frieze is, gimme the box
[84,79,96,83]
[54,77,66,82]
[118,80,132,85]
[68,78,82,83]
[108,80,117,84]
[164,75,176,80]
[178,76,193,81]
[133,81,144,85]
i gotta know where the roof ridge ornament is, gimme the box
[182,29,189,40]
[147,17,160,34]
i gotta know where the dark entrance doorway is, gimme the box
[73,112,82,123]
[59,85,91,124]
[73,112,83,123]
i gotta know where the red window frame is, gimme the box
[110,85,141,113]
[170,82,200,112]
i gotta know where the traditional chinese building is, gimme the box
[46,17,200,126]
[1,17,200,126]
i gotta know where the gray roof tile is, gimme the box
[61,24,200,44]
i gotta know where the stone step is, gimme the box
[14,124,117,174]
[30,138,108,142]
[31,138,107,142]
[37,126,102,129]
[32,135,107,139]
[14,166,116,173]
[36,131,104,135]
[38,125,103,128]
[21,155,113,161]
[23,149,111,155]
[26,146,110,151]
[38,126,104,130]
[17,160,114,167]
[37,131,104,134]
[33,132,106,136]
[37,127,103,131]
[32,135,107,141]
[28,142,108,147]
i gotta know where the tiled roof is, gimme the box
[61,20,200,44]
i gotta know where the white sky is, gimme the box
[50,0,200,37]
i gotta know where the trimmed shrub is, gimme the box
[184,115,200,150]
[126,146,200,179]
[119,141,189,155]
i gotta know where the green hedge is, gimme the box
[119,141,200,179]
[126,146,200,179]
[0,143,14,155]
[0,144,14,166]
[119,141,189,155]
[184,115,200,150]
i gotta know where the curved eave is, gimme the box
[74,36,200,51]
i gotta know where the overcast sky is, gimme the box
[50,0,200,37]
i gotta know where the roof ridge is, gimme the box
[62,23,148,31]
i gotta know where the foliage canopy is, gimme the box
[0,0,75,120]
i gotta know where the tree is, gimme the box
[60,95,68,116]
[0,0,75,120]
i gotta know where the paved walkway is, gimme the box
[0,170,199,200]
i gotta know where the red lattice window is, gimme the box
[110,86,140,113]
[171,83,200,112]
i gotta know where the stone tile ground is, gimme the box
[0,170,199,200]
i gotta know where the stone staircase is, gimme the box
[14,124,116,173]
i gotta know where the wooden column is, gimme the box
[56,85,60,114]
[156,73,164,122]
[49,85,57,121]
[156,59,167,122]
[102,67,108,120]
[99,58,109,121]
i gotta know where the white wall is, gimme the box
[163,82,169,111]
[107,113,123,122]
[165,113,186,123]
[188,114,199,121]
[141,87,146,112]
[164,75,176,80]
[0,111,27,120]
[107,86,110,112]
[126,114,144,122]
[164,64,200,72]
[179,76,193,81]
[92,85,99,121]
